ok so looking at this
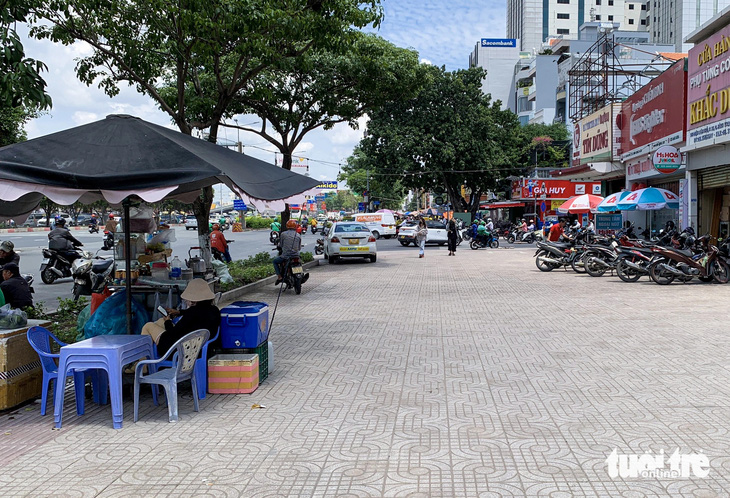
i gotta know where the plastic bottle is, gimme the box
[170,256,182,280]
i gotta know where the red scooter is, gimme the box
[649,234,730,284]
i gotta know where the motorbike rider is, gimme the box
[89,214,98,229]
[471,220,479,239]
[0,263,33,309]
[520,218,528,232]
[476,220,488,245]
[210,223,232,262]
[270,219,281,233]
[273,220,302,285]
[105,213,118,233]
[486,218,494,233]
[585,217,595,232]
[0,241,19,267]
[48,218,83,263]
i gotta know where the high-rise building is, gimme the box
[649,0,730,51]
[469,39,522,111]
[507,0,647,53]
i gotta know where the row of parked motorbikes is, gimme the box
[533,225,730,285]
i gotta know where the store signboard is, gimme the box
[652,145,682,174]
[573,105,613,166]
[511,179,601,200]
[595,214,623,236]
[687,24,730,148]
[620,60,686,160]
[316,181,338,190]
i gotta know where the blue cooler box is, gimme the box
[220,301,269,348]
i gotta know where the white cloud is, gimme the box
[421,58,433,65]
[329,116,369,145]
[71,111,99,125]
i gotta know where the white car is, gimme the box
[185,215,198,230]
[398,220,448,246]
[324,222,377,263]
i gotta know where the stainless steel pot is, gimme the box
[186,247,207,273]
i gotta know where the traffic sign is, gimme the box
[373,200,380,206]
[233,199,247,210]
[357,202,365,212]
[434,196,444,205]
[540,201,546,213]
[314,195,325,202]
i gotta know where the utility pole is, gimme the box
[365,168,370,213]
[234,118,242,154]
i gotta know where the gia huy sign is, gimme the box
[687,26,730,148]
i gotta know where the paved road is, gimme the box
[10,227,492,310]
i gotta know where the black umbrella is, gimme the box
[0,114,320,332]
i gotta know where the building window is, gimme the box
[557,28,570,34]
[557,13,570,18]
[595,14,601,19]
[628,18,634,24]
[608,15,613,20]
[641,19,646,24]
[596,0,601,5]
[629,3,635,8]
[608,0,614,4]
[641,3,647,9]
[558,0,570,4]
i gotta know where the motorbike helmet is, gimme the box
[286,219,298,229]
[91,214,96,218]
[56,218,66,226]
[684,226,695,236]
[487,218,492,222]
[212,223,220,231]
[109,214,114,219]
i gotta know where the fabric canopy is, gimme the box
[0,114,320,219]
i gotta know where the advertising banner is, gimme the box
[595,213,623,235]
[511,179,601,200]
[316,181,338,190]
[620,60,686,160]
[573,105,613,166]
[687,25,730,148]
[275,156,308,169]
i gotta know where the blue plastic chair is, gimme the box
[155,327,219,400]
[26,326,106,416]
[134,329,209,423]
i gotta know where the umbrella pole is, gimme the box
[123,199,132,334]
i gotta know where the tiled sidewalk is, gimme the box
[2,245,730,496]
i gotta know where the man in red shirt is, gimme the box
[548,218,567,242]
[210,223,231,262]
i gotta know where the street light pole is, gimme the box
[365,168,370,213]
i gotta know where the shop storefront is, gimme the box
[684,16,730,238]
[510,179,601,225]
[620,59,687,232]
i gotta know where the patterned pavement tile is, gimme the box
[3,246,730,495]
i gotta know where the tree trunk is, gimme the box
[467,190,482,220]
[192,120,220,267]
[280,150,293,227]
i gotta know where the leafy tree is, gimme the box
[324,191,358,212]
[1,0,52,110]
[359,65,524,219]
[339,146,406,210]
[32,0,382,260]
[0,105,38,146]
[38,196,56,227]
[222,32,422,223]
[519,123,570,170]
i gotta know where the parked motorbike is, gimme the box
[534,230,590,272]
[102,230,114,250]
[461,229,472,242]
[211,240,234,262]
[581,237,623,277]
[71,252,116,301]
[40,245,84,284]
[315,237,325,255]
[23,274,35,294]
[649,234,730,284]
[470,232,499,250]
[615,246,656,282]
[88,224,99,234]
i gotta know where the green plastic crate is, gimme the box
[220,344,268,382]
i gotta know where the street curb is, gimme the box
[0,225,272,234]
[219,260,320,306]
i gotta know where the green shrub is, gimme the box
[24,297,89,346]
[301,251,313,263]
[244,216,274,229]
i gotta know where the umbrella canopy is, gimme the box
[0,114,321,334]
[375,209,393,214]
[616,187,679,211]
[0,114,320,219]
[596,191,631,212]
[557,194,604,214]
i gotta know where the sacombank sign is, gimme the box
[481,38,517,48]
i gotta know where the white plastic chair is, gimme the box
[133,328,209,423]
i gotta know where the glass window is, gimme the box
[557,28,570,34]
[641,3,647,9]
[595,14,601,19]
[335,224,370,233]
[557,13,570,18]
[557,0,570,3]
[608,0,614,5]
[629,3,635,8]
[596,0,601,4]
[608,14,613,20]
[629,18,634,23]
[641,19,646,24]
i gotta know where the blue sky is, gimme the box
[21,0,507,196]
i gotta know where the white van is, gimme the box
[352,212,397,239]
